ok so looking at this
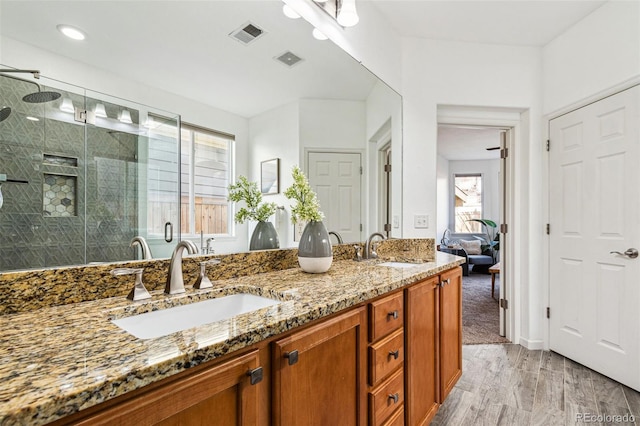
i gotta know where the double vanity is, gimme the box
[0,239,464,425]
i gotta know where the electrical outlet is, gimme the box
[414,214,429,229]
[393,215,400,228]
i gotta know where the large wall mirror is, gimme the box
[0,1,402,271]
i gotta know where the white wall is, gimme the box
[248,101,300,249]
[401,38,543,347]
[543,1,640,115]
[436,155,450,241]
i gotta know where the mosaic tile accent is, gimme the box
[43,174,76,216]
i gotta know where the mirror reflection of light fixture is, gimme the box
[283,4,300,19]
[119,109,133,124]
[312,28,328,40]
[59,97,74,113]
[94,103,107,118]
[337,0,359,27]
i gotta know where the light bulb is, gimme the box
[283,4,300,19]
[94,103,107,118]
[119,109,133,124]
[337,0,359,27]
[312,28,328,40]
[57,24,86,41]
[59,98,74,113]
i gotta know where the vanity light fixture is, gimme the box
[59,97,74,113]
[119,109,133,124]
[94,103,107,118]
[312,28,328,40]
[283,4,301,19]
[56,24,86,41]
[337,0,359,27]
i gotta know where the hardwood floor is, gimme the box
[431,344,640,425]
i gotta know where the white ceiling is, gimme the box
[0,1,378,118]
[370,0,607,46]
[437,125,502,161]
[0,0,608,121]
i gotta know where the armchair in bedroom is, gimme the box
[439,229,496,276]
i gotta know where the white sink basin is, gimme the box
[112,293,281,339]
[377,262,420,268]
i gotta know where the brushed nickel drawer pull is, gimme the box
[387,310,399,320]
[388,350,399,360]
[388,393,399,404]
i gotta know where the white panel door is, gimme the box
[307,152,361,244]
[549,86,640,390]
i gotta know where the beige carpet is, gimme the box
[462,272,510,345]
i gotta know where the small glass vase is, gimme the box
[298,220,333,273]
[250,221,280,251]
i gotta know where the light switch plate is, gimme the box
[414,214,429,229]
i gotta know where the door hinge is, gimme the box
[546,307,550,319]
[384,164,391,172]
[360,166,363,175]
[384,223,391,232]
[500,148,509,159]
[75,109,87,123]
[546,140,550,152]
[500,299,509,309]
[360,223,363,232]
[546,224,550,235]
[500,223,508,234]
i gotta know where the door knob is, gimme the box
[610,248,638,259]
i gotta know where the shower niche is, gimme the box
[0,68,181,272]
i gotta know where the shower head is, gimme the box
[0,107,11,122]
[22,91,61,103]
[0,69,62,104]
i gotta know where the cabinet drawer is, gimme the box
[369,328,404,385]
[369,368,404,426]
[369,291,404,342]
[382,406,404,426]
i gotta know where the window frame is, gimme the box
[451,172,484,233]
[180,122,235,239]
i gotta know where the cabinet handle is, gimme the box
[387,310,399,320]
[164,221,173,243]
[388,350,399,360]
[388,393,399,404]
[284,350,299,366]
[440,278,450,287]
[246,367,263,385]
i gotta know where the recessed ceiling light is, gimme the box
[26,116,39,122]
[57,24,86,41]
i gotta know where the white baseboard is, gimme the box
[519,337,545,350]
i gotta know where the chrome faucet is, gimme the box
[364,232,386,259]
[130,236,152,260]
[165,240,198,295]
[328,231,343,244]
[205,237,215,254]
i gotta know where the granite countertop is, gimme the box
[0,253,463,425]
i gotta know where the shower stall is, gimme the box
[0,68,181,271]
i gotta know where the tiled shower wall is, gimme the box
[0,78,138,271]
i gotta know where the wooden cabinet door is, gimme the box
[72,350,262,426]
[272,308,367,426]
[404,275,440,426]
[439,266,463,403]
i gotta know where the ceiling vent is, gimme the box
[229,22,265,45]
[274,51,304,68]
